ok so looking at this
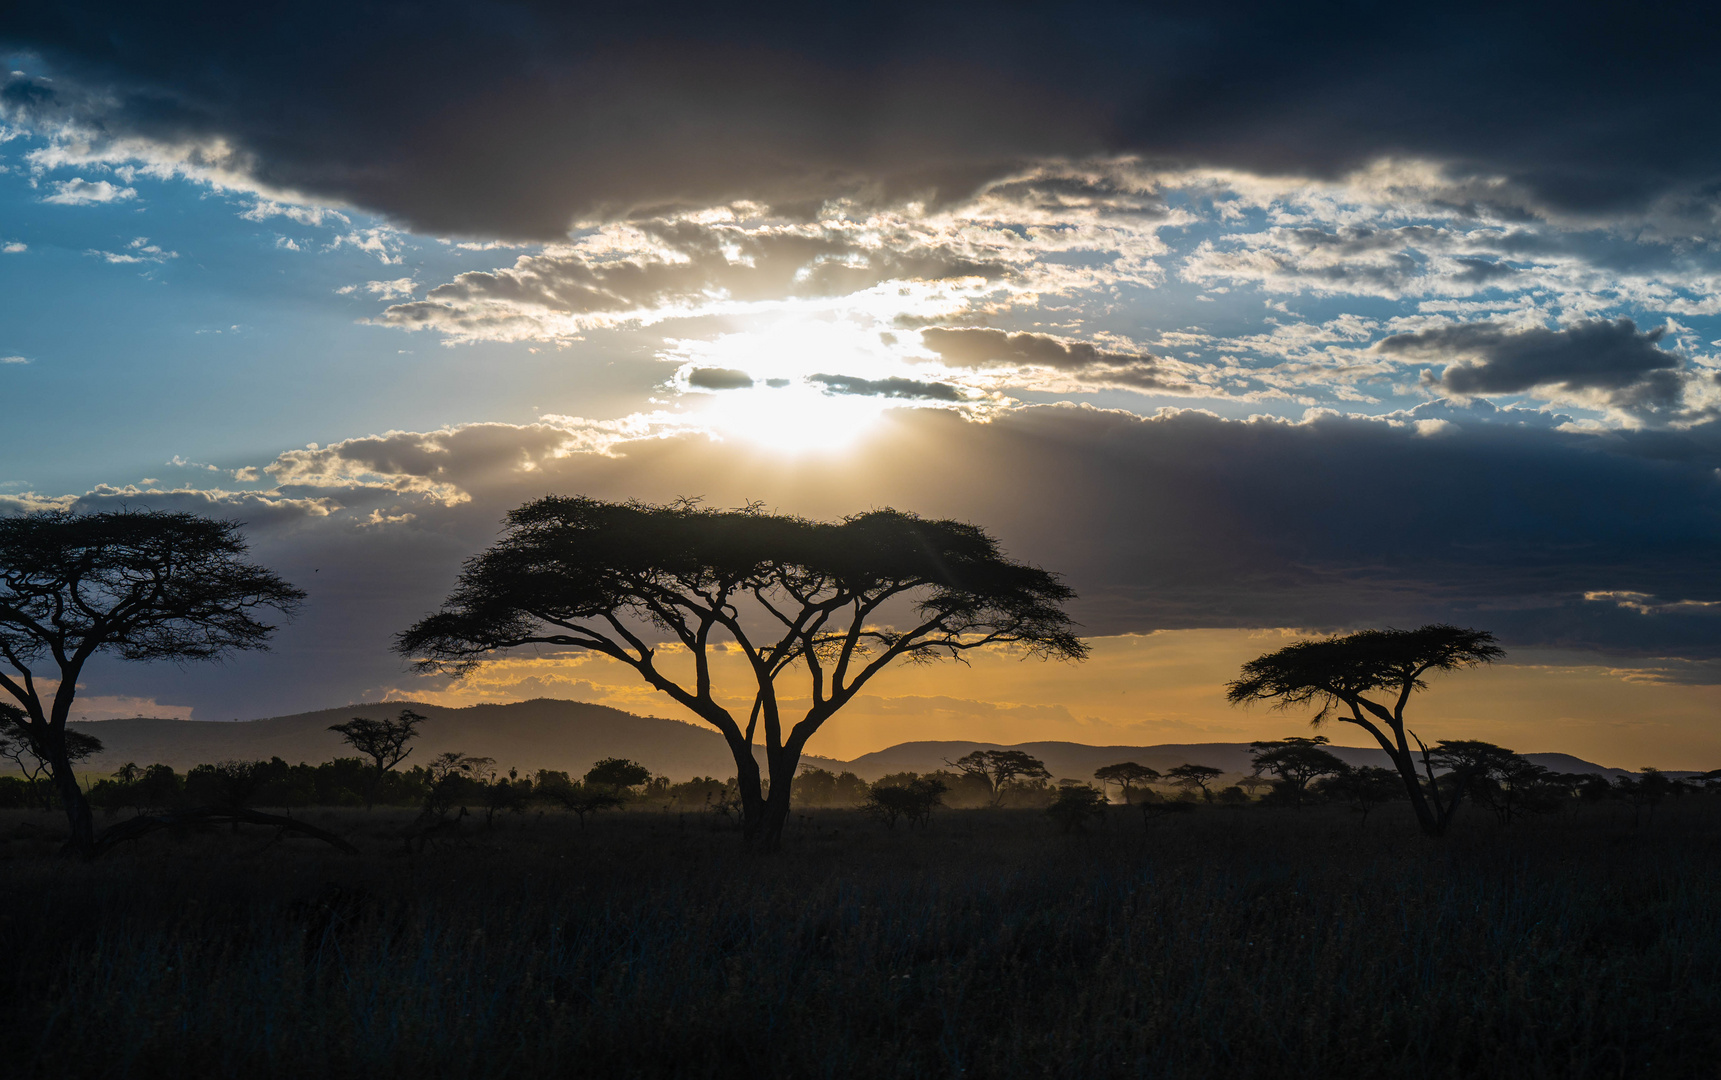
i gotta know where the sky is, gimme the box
[4,1,1721,768]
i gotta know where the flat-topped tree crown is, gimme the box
[397,496,1087,849]
[1226,624,1504,836]
[0,510,304,856]
[1226,625,1503,723]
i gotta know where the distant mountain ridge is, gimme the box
[27,698,1666,780]
[844,741,1653,782]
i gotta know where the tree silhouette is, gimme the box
[328,708,427,807]
[1248,736,1347,808]
[862,775,947,830]
[584,757,651,792]
[948,749,1054,807]
[1427,740,1566,826]
[1,701,103,810]
[397,497,1085,849]
[1093,761,1159,804]
[1046,783,1108,832]
[1165,763,1223,802]
[1316,765,1403,824]
[0,511,304,855]
[1227,624,1503,836]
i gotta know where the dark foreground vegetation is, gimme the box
[2,799,1719,1079]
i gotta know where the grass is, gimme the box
[1,798,1717,1078]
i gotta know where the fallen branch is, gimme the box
[89,806,359,858]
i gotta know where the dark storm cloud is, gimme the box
[1380,318,1689,415]
[64,400,1721,718]
[920,327,1194,392]
[7,2,1721,236]
[688,368,755,390]
[808,374,963,401]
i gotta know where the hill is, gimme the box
[28,698,1650,781]
[844,740,1641,781]
[50,699,845,779]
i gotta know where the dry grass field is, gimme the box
[1,798,1717,1079]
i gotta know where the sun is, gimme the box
[665,315,961,454]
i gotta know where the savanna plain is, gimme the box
[3,797,1717,1080]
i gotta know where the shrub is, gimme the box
[1046,784,1108,832]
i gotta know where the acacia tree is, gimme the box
[0,511,305,855]
[1248,735,1348,808]
[584,757,651,792]
[1093,761,1160,804]
[328,708,427,806]
[948,749,1053,807]
[1226,624,1504,836]
[1165,763,1223,802]
[1,701,103,810]
[397,497,1085,850]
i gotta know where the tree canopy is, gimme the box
[1248,736,1347,808]
[948,749,1053,807]
[0,510,304,854]
[329,709,427,805]
[1165,764,1224,801]
[1227,624,1503,835]
[1093,761,1159,803]
[397,497,1085,848]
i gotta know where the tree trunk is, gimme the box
[51,755,95,858]
[739,752,799,852]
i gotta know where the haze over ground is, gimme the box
[4,3,1721,767]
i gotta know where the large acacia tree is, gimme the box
[0,510,305,855]
[1226,624,1503,836]
[397,496,1087,849]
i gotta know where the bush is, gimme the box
[1046,784,1108,832]
[863,777,948,830]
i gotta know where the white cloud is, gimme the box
[86,237,178,264]
[1,241,25,253]
[337,277,416,300]
[241,199,349,227]
[42,177,136,205]
[329,227,405,264]
[1,356,29,365]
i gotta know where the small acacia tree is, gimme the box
[328,708,427,807]
[585,757,651,792]
[0,510,304,855]
[948,749,1053,807]
[397,497,1085,850]
[1093,761,1160,804]
[1165,763,1223,802]
[1226,624,1504,836]
[1249,736,1348,808]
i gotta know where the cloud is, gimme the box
[919,327,1197,393]
[12,3,1721,238]
[1378,318,1691,419]
[687,367,754,390]
[1,356,28,365]
[33,398,1721,720]
[375,208,1021,342]
[809,373,963,401]
[2,241,25,253]
[1584,591,1721,617]
[328,227,404,264]
[42,177,135,205]
[240,199,347,227]
[86,236,177,264]
[259,414,700,504]
[337,277,416,300]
